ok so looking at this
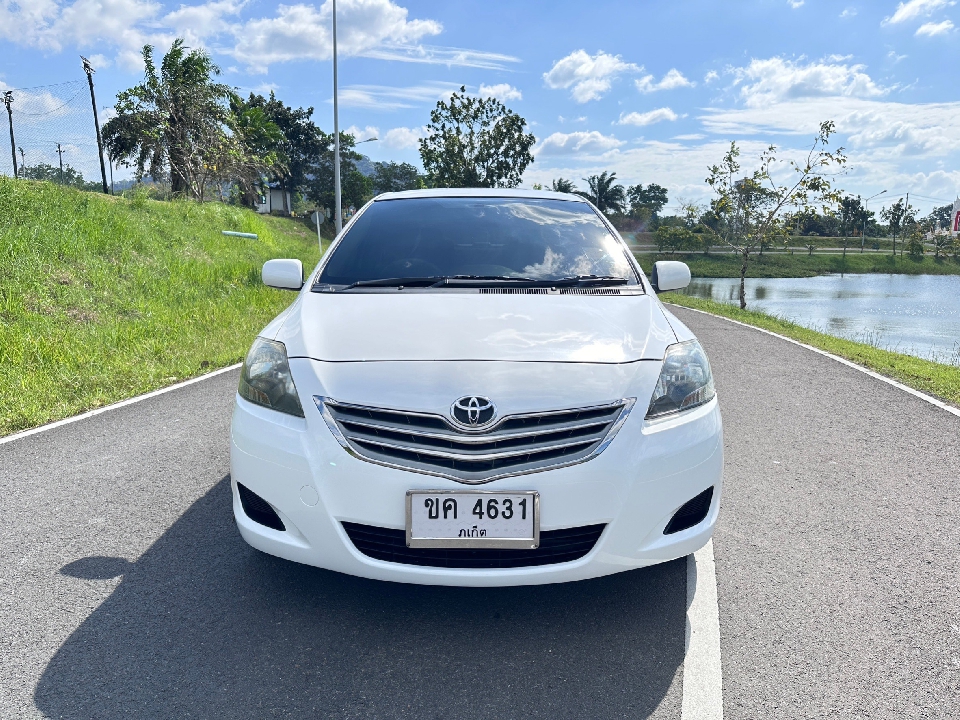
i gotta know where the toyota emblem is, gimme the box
[451,396,496,428]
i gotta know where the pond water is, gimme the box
[681,274,960,364]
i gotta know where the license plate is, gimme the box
[406,490,540,549]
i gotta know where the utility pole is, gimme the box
[332,0,342,235]
[57,143,64,184]
[18,147,24,176]
[81,56,110,193]
[3,91,16,178]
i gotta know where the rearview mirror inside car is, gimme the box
[262,259,303,291]
[651,261,691,293]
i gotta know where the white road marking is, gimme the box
[0,363,243,446]
[682,540,724,720]
[669,304,960,419]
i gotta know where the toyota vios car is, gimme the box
[230,188,722,586]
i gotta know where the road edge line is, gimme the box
[0,363,243,447]
[667,304,960,419]
[682,539,724,720]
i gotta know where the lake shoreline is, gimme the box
[633,251,960,278]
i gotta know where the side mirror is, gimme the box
[262,259,303,291]
[651,261,691,293]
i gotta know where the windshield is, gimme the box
[316,197,639,288]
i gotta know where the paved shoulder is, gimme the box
[671,306,960,719]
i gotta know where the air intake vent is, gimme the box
[478,287,549,294]
[664,487,714,535]
[342,522,605,568]
[559,287,622,295]
[316,397,634,484]
[237,483,285,531]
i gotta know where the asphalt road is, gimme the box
[1,306,958,718]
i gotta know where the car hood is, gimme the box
[272,292,677,363]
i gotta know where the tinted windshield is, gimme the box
[316,197,638,286]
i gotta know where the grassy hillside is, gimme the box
[0,179,325,436]
[635,251,960,278]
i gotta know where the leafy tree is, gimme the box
[306,131,363,215]
[706,121,846,308]
[931,228,953,259]
[103,40,233,199]
[881,199,915,257]
[577,171,626,214]
[218,98,286,207]
[551,177,577,193]
[655,225,700,254]
[927,203,953,230]
[242,92,325,211]
[20,163,100,191]
[419,86,535,188]
[627,183,668,215]
[838,195,863,260]
[372,161,423,194]
[905,223,925,259]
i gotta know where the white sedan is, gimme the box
[230,188,722,586]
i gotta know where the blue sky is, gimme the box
[1,0,958,213]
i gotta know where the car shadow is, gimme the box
[35,476,685,719]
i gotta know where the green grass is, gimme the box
[0,179,326,436]
[635,251,960,278]
[660,292,960,408]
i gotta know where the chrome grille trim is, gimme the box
[314,396,635,484]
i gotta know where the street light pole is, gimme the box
[332,0,342,235]
[863,189,886,253]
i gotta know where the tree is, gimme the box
[20,163,100,191]
[881,199,911,257]
[372,161,423,194]
[218,98,286,207]
[706,121,846,309]
[838,195,863,260]
[306,130,363,215]
[103,40,233,199]
[551,177,577,193]
[628,183,668,216]
[577,171,626,214]
[928,203,953,230]
[419,86,535,188]
[242,92,326,212]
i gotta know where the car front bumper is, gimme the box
[230,359,723,587]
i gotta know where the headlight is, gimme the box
[238,337,305,417]
[646,340,716,418]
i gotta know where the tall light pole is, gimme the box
[4,92,16,178]
[863,189,886,253]
[81,56,110,194]
[332,0,342,235]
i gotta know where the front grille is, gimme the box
[664,487,714,535]
[315,397,634,484]
[342,522,605,569]
[237,483,285,531]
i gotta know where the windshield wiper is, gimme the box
[320,274,630,291]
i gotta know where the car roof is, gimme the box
[374,188,588,202]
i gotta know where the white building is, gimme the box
[255,187,293,215]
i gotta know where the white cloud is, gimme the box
[344,125,380,141]
[536,131,625,156]
[673,134,706,141]
[635,69,695,93]
[336,82,459,110]
[617,108,680,126]
[787,0,804,8]
[704,70,719,84]
[0,0,512,74]
[382,126,424,149]
[478,83,522,101]
[882,0,955,25]
[916,19,955,34]
[543,50,640,103]
[887,50,909,62]
[840,7,857,17]
[731,56,889,107]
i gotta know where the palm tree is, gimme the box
[577,171,626,214]
[103,39,233,198]
[551,177,577,193]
